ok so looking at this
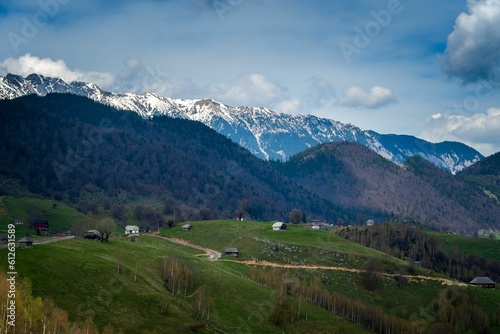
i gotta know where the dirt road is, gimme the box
[151,235,467,286]
[223,259,468,286]
[153,235,221,261]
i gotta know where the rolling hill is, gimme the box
[1,220,499,333]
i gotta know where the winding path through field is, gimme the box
[152,235,468,287]
[153,235,221,261]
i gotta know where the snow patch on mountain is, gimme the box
[0,73,484,173]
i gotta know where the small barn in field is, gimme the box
[272,222,287,231]
[83,230,102,240]
[470,277,496,289]
[125,225,140,235]
[17,236,33,248]
[182,224,192,231]
[224,248,240,257]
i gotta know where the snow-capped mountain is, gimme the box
[0,73,483,173]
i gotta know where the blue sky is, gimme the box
[1,0,500,156]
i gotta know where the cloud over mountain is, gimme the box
[341,86,397,109]
[443,0,500,83]
[302,76,337,109]
[421,108,500,156]
[206,73,291,107]
[0,54,114,88]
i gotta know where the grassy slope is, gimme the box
[432,232,500,262]
[0,236,369,334]
[164,220,500,331]
[2,210,499,333]
[0,197,86,236]
[163,221,412,271]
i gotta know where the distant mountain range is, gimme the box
[0,73,484,173]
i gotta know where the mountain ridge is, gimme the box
[1,93,499,233]
[0,93,352,222]
[0,73,483,173]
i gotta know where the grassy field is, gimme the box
[163,221,413,271]
[0,236,371,333]
[0,197,86,237]
[433,232,500,262]
[1,224,499,333]
[1,204,499,333]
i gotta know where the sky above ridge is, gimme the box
[1,0,500,156]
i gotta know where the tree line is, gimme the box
[337,222,500,283]
[248,267,494,333]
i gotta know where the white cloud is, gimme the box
[301,76,336,110]
[206,73,290,107]
[0,54,115,88]
[443,0,500,83]
[421,108,500,156]
[341,85,397,109]
[274,99,301,114]
[113,58,200,97]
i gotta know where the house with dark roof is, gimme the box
[272,222,287,231]
[470,276,496,289]
[224,248,239,257]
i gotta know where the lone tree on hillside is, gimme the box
[289,209,302,224]
[234,199,251,220]
[96,217,117,242]
[360,258,382,291]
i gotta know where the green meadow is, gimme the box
[1,198,499,333]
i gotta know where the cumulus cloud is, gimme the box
[0,54,114,88]
[301,76,336,110]
[206,73,290,107]
[421,108,500,156]
[443,0,500,83]
[341,86,397,109]
[114,58,200,97]
[274,99,301,114]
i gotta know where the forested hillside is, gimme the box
[458,151,500,200]
[337,222,500,283]
[0,94,347,222]
[274,143,500,233]
[1,94,499,232]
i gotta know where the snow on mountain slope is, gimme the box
[0,73,483,173]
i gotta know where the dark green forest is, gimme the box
[0,94,353,223]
